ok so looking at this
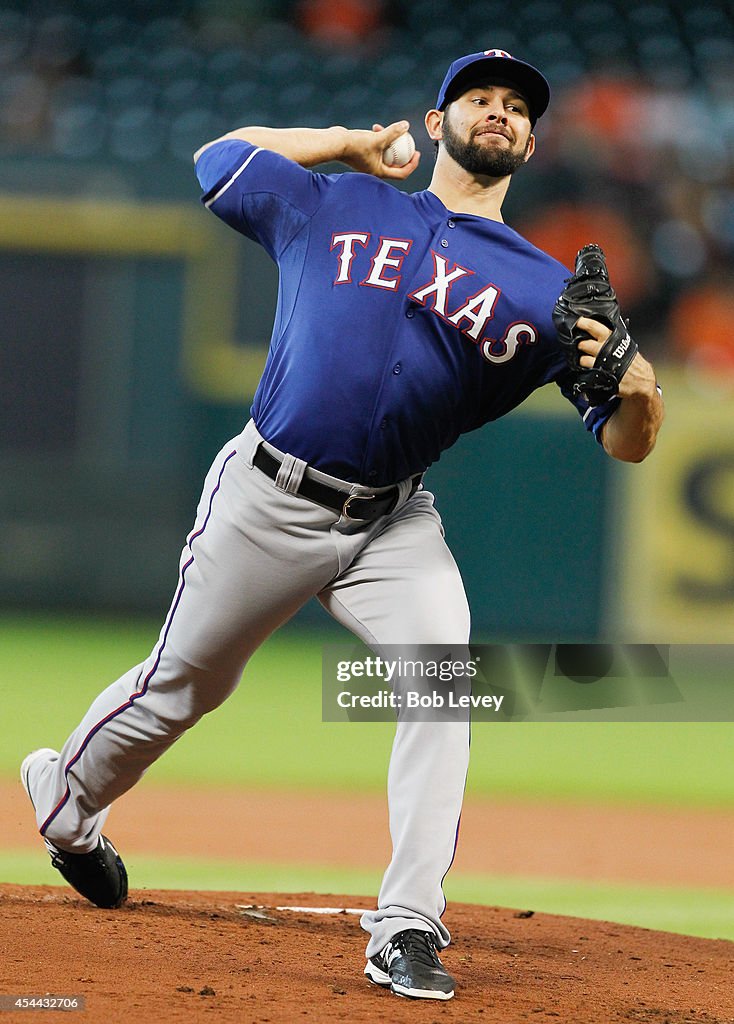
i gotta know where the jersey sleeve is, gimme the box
[557,375,621,444]
[195,139,332,260]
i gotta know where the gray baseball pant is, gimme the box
[25,418,471,957]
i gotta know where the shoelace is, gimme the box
[49,848,70,869]
[390,932,440,968]
[49,844,102,869]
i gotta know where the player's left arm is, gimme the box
[576,316,664,463]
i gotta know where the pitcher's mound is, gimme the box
[1,885,731,1023]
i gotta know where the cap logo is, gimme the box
[483,49,512,58]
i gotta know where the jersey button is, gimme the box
[368,469,378,480]
[447,219,456,228]
[440,238,449,248]
[405,308,415,318]
[392,363,402,374]
[380,418,388,430]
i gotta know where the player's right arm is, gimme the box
[193,122,419,179]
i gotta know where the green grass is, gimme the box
[4,613,732,946]
[0,849,382,902]
[2,850,732,943]
[2,613,734,806]
[445,875,734,943]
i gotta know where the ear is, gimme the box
[523,133,536,162]
[425,108,443,142]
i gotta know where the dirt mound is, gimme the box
[1,885,732,1023]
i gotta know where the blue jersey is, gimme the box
[197,141,619,486]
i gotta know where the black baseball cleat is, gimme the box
[364,928,455,1000]
[42,834,128,909]
[21,749,128,909]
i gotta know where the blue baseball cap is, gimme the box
[436,49,551,124]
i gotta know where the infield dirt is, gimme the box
[3,782,734,1022]
[1,885,733,1023]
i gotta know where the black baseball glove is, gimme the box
[552,243,637,406]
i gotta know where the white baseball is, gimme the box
[383,131,415,167]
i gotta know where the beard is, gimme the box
[441,110,531,177]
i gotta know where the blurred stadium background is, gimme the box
[1,0,733,638]
[0,0,732,637]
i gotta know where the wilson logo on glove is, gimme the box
[552,244,638,406]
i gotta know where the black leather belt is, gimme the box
[253,445,421,522]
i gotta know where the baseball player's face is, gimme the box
[429,85,535,178]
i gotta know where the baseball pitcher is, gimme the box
[21,49,663,1001]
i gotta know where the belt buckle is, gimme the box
[342,493,375,521]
